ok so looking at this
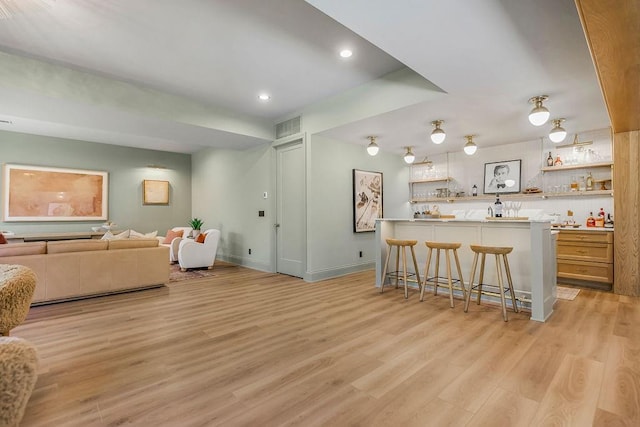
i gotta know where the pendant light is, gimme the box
[430,120,446,144]
[366,136,379,156]
[528,95,550,126]
[463,135,477,155]
[548,118,567,143]
[403,146,415,164]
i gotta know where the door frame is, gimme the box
[270,132,307,278]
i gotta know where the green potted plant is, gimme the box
[189,218,204,237]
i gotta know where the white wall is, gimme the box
[306,134,409,280]
[191,144,273,271]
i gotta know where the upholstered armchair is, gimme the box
[177,229,220,271]
[158,227,192,262]
[0,264,37,337]
[0,336,38,427]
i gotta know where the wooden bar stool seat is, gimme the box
[380,238,421,299]
[420,241,467,308]
[464,244,519,321]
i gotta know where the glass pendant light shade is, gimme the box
[528,95,550,126]
[366,136,379,156]
[463,135,477,155]
[430,120,446,144]
[549,119,567,143]
[403,146,415,164]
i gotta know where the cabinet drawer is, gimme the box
[557,259,613,283]
[557,242,613,262]
[556,231,613,244]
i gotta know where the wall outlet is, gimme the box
[248,249,252,255]
[359,251,363,258]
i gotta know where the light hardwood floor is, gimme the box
[14,262,640,426]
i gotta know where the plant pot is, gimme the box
[192,229,201,238]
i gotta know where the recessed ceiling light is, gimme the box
[339,49,353,58]
[258,93,270,101]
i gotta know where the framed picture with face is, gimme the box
[483,159,521,194]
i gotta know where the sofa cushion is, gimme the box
[130,229,158,239]
[108,238,159,250]
[47,240,109,254]
[0,242,47,257]
[195,233,206,243]
[162,229,183,244]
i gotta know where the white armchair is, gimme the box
[158,227,192,262]
[178,229,221,271]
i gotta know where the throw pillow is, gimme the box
[195,233,206,243]
[101,230,130,240]
[162,229,183,244]
[130,229,158,239]
[0,233,6,244]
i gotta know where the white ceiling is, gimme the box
[0,0,610,158]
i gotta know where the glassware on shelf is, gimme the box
[513,201,522,217]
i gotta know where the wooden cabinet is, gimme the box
[556,230,614,285]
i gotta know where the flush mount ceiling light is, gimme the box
[403,146,415,164]
[463,135,478,155]
[430,120,446,144]
[549,118,567,143]
[339,49,353,58]
[0,0,54,19]
[258,93,270,101]
[528,95,550,126]
[366,136,379,156]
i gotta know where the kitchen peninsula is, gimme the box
[375,218,557,322]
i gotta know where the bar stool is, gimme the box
[464,245,519,322]
[420,241,467,308]
[380,239,421,299]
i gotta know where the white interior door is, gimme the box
[275,139,305,277]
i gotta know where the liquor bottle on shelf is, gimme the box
[546,152,554,167]
[472,184,478,196]
[586,172,594,191]
[554,155,563,166]
[595,208,605,227]
[586,212,596,227]
[494,195,503,217]
[604,214,614,228]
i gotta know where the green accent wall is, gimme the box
[0,130,191,235]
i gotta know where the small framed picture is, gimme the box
[143,180,169,205]
[483,160,521,194]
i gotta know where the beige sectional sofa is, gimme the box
[0,238,169,304]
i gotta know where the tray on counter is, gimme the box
[485,217,529,220]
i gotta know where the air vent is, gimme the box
[276,116,301,139]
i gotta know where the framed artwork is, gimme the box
[2,164,108,221]
[483,159,522,194]
[143,179,169,205]
[353,169,383,233]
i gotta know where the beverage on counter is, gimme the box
[604,214,614,228]
[586,212,596,227]
[494,195,503,217]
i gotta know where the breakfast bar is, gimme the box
[375,218,557,322]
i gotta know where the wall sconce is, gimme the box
[528,95,550,126]
[463,135,478,155]
[430,120,446,144]
[403,146,415,164]
[366,136,379,156]
[549,118,567,143]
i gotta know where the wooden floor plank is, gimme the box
[11,266,640,426]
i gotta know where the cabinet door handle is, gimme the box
[575,249,587,254]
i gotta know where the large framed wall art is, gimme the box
[2,164,108,221]
[353,169,383,233]
[483,159,522,194]
[143,179,169,205]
